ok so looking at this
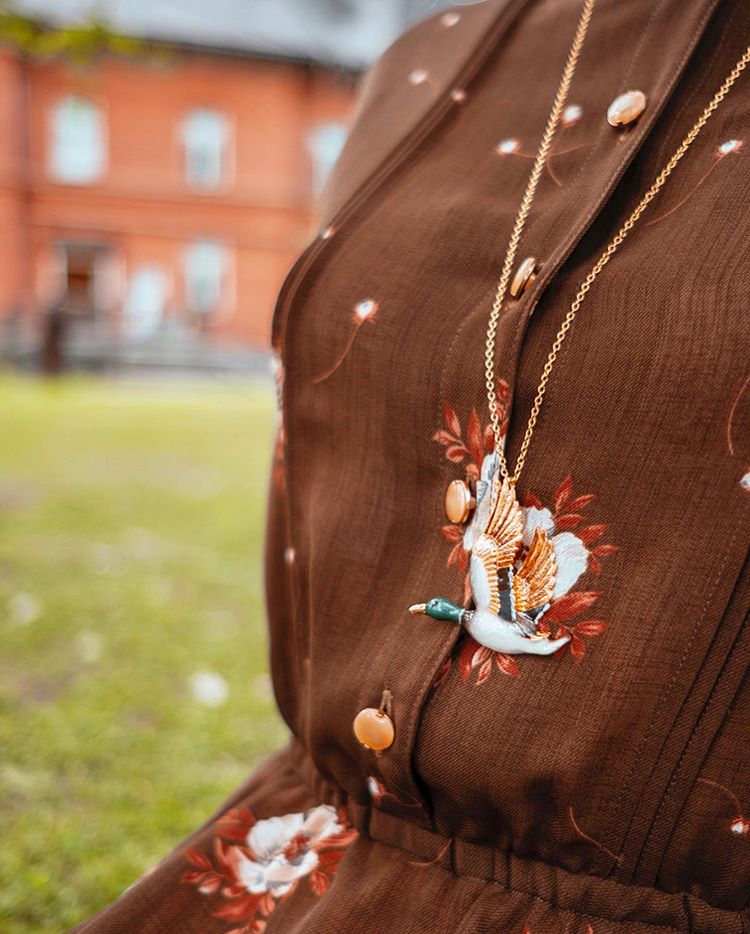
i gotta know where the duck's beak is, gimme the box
[408,603,427,615]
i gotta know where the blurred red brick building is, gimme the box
[0,39,355,370]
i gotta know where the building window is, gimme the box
[49,96,106,184]
[307,121,348,196]
[123,265,168,341]
[184,241,228,318]
[181,109,230,191]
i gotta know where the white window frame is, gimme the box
[48,95,107,185]
[181,108,233,192]
[183,240,233,320]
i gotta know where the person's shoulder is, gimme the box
[352,0,511,122]
[317,1,510,223]
[375,1,510,71]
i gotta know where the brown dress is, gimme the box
[72,0,750,931]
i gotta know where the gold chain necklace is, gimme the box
[409,3,750,657]
[486,0,750,485]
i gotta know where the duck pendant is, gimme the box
[409,454,570,656]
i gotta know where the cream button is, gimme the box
[607,90,647,127]
[353,708,394,750]
[509,256,538,298]
[445,479,474,524]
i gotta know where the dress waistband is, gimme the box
[287,737,749,934]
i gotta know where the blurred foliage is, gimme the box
[0,5,159,64]
[0,376,289,933]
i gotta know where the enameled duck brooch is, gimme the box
[410,454,571,655]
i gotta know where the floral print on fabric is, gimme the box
[697,777,750,837]
[434,392,618,683]
[182,804,357,932]
[645,138,744,227]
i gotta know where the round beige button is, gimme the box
[353,708,394,750]
[607,90,647,127]
[509,256,538,298]
[445,479,474,524]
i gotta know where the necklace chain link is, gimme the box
[485,0,750,485]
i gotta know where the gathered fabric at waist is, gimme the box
[285,736,749,934]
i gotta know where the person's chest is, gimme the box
[273,0,750,909]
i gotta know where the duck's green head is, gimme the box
[408,597,463,624]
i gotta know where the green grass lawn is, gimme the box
[0,375,289,933]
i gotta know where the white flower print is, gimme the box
[231,805,345,897]
[183,802,357,932]
[522,505,590,599]
[312,297,379,384]
[561,104,582,127]
[496,137,520,155]
[718,138,743,156]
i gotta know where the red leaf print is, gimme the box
[457,548,469,573]
[447,542,463,568]
[554,475,573,512]
[495,652,520,677]
[477,657,493,684]
[259,892,275,916]
[544,591,600,624]
[215,837,233,868]
[483,424,495,453]
[443,401,461,437]
[554,513,583,531]
[310,870,329,896]
[588,554,602,576]
[223,883,249,898]
[574,620,607,636]
[218,825,250,843]
[471,643,492,669]
[198,875,222,895]
[569,633,586,660]
[466,408,484,470]
[217,808,255,831]
[593,543,619,557]
[578,524,607,545]
[181,870,208,884]
[433,655,451,687]
[433,429,457,446]
[458,637,481,681]
[523,490,543,509]
[441,524,463,542]
[446,443,469,462]
[185,848,213,871]
[567,493,595,511]
[318,849,344,868]
[214,896,263,922]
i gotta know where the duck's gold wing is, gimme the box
[513,527,557,613]
[470,479,523,616]
[484,478,523,564]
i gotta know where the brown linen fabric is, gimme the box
[71,0,750,931]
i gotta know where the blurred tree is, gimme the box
[0,4,154,64]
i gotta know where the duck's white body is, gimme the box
[463,606,570,655]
